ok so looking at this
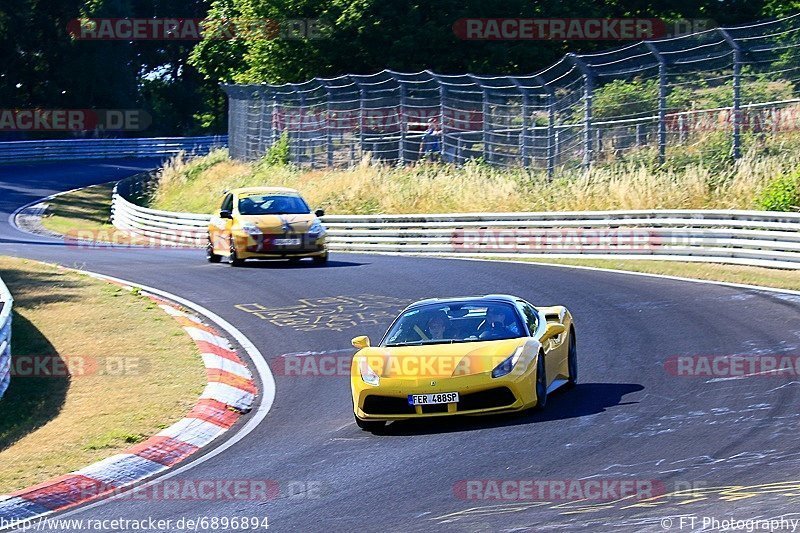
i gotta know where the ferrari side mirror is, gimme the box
[351,335,370,349]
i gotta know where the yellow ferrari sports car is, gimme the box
[207,186,328,266]
[350,295,576,432]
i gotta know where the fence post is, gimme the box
[511,78,531,168]
[398,82,407,165]
[256,88,266,157]
[325,87,334,167]
[568,54,594,169]
[271,100,279,146]
[358,86,366,160]
[299,91,307,166]
[438,79,447,162]
[645,42,667,164]
[535,75,557,180]
[721,29,742,159]
[519,93,530,167]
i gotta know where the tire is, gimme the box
[312,251,329,265]
[534,351,547,410]
[355,415,385,432]
[566,329,578,388]
[206,239,222,263]
[229,241,244,267]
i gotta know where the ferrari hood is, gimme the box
[356,338,525,378]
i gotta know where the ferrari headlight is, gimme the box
[358,358,380,386]
[308,219,325,236]
[239,222,262,235]
[491,346,525,378]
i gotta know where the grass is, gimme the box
[498,258,800,292]
[149,146,800,215]
[39,183,145,244]
[0,257,205,493]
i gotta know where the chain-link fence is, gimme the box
[223,14,800,174]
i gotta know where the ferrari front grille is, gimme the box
[362,395,415,415]
[458,387,516,411]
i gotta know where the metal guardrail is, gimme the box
[0,136,227,164]
[0,275,13,400]
[110,185,800,269]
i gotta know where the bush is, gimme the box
[263,131,290,166]
[756,170,800,211]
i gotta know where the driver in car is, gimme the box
[427,313,451,340]
[479,306,516,340]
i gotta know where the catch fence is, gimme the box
[224,14,800,174]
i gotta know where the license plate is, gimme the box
[273,238,301,246]
[408,392,459,405]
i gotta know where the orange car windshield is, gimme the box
[238,194,310,215]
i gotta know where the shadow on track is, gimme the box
[377,382,645,436]
[233,259,368,269]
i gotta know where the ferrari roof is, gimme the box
[231,186,300,195]
[406,294,520,309]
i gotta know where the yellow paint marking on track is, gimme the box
[236,294,409,332]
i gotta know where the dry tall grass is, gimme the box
[152,147,798,214]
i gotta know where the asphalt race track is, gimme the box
[1,160,800,532]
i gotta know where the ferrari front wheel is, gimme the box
[355,416,385,432]
[534,352,547,410]
[566,329,577,388]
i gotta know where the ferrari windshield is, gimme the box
[238,194,310,215]
[383,301,525,347]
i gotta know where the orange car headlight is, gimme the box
[239,222,262,236]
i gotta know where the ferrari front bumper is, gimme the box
[352,369,538,421]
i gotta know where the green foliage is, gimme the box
[0,0,225,137]
[263,131,291,166]
[189,0,769,85]
[756,170,800,211]
[589,75,794,123]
